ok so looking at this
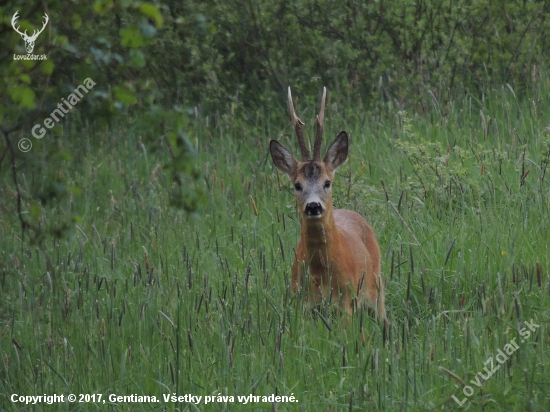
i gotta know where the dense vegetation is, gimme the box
[1,0,549,410]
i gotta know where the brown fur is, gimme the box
[270,87,387,323]
[290,181,386,322]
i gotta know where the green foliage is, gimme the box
[1,79,549,410]
[392,102,550,218]
[2,0,549,116]
[394,110,486,210]
[0,0,202,259]
[1,2,550,408]
[131,0,550,111]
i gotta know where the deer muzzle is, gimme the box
[305,202,323,218]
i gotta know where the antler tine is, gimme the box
[288,87,309,161]
[29,13,49,40]
[313,87,326,161]
[11,11,27,37]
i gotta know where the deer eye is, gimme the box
[294,182,303,191]
[324,180,331,189]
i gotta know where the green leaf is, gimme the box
[56,35,70,47]
[113,86,137,105]
[94,0,114,16]
[41,60,54,75]
[19,74,31,84]
[128,49,145,69]
[139,3,164,28]
[11,86,36,109]
[71,13,83,29]
[120,26,144,48]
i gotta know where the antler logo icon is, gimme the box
[12,11,49,54]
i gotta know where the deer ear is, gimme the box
[270,140,297,175]
[324,131,348,170]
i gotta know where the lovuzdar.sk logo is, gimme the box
[12,10,49,61]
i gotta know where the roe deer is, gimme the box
[270,87,387,323]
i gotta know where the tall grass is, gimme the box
[1,77,549,411]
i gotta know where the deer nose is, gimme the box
[305,202,323,217]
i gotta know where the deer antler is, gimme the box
[287,87,309,161]
[11,11,27,38]
[12,11,48,41]
[29,13,49,41]
[312,87,326,161]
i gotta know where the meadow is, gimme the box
[1,77,550,411]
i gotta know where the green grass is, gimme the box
[1,78,550,411]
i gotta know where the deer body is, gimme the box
[270,87,386,322]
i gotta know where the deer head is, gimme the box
[12,11,49,54]
[270,87,348,220]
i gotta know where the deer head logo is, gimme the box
[12,11,49,54]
